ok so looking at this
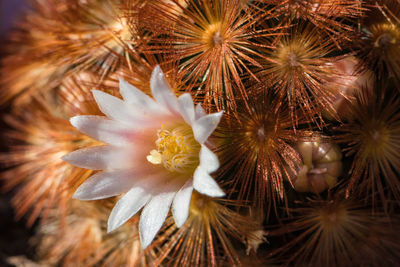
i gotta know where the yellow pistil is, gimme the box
[147,125,199,173]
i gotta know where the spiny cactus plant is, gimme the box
[1,0,400,266]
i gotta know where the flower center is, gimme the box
[147,125,200,173]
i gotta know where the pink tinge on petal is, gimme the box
[63,146,124,170]
[70,115,159,147]
[150,66,180,115]
[92,90,164,126]
[63,145,152,171]
[73,170,139,200]
[92,90,137,123]
[119,77,167,115]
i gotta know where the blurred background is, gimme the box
[1,0,27,37]
[1,1,36,266]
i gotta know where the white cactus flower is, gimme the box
[63,66,224,248]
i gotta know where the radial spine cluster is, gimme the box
[0,0,400,266]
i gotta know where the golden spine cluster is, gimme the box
[1,0,400,266]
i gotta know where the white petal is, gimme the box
[199,145,219,173]
[119,77,166,114]
[193,167,225,197]
[73,170,137,200]
[70,116,138,146]
[62,146,134,170]
[195,104,206,120]
[92,90,139,123]
[178,93,195,125]
[150,66,179,114]
[172,179,193,228]
[139,188,176,248]
[107,178,159,232]
[192,111,223,144]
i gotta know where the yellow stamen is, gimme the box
[147,126,199,172]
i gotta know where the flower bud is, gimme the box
[292,135,342,193]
